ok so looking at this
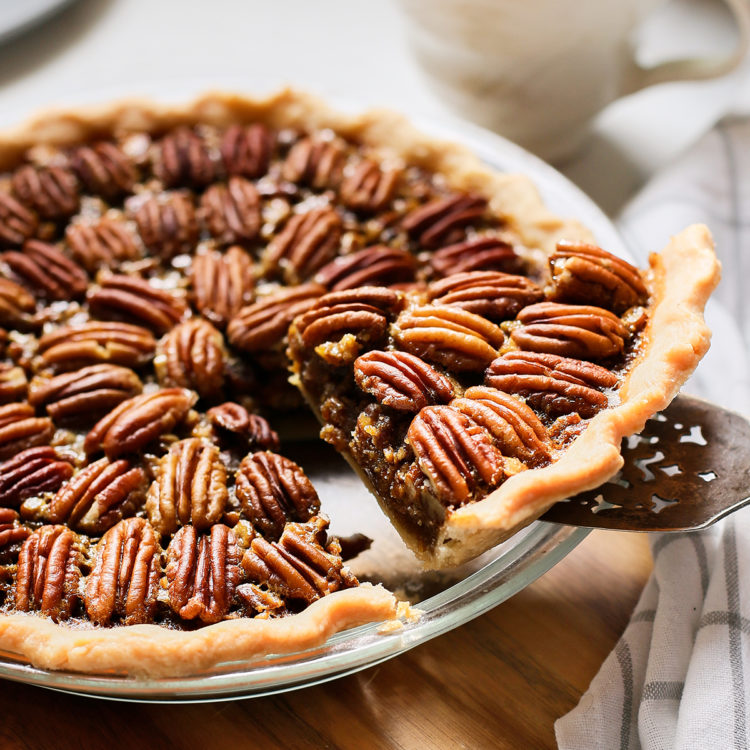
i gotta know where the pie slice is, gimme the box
[0,90,719,676]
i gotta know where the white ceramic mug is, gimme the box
[397,0,750,161]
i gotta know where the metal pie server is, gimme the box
[541,394,750,532]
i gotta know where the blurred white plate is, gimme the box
[0,0,77,45]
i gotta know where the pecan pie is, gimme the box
[0,91,718,677]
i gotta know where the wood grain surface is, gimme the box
[0,530,651,750]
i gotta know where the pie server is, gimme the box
[541,394,750,531]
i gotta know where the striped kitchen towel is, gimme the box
[555,118,750,750]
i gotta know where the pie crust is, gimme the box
[0,90,719,676]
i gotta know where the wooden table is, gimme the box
[0,530,651,750]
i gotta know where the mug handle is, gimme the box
[621,0,750,94]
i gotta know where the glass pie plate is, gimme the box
[0,103,630,702]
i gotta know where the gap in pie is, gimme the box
[0,91,719,676]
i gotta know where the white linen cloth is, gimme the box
[555,118,750,750]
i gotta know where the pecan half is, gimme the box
[0,403,55,460]
[406,405,504,504]
[235,582,286,617]
[134,192,199,260]
[201,177,261,245]
[11,165,79,219]
[0,446,73,507]
[235,451,320,540]
[428,271,543,322]
[146,438,227,535]
[2,240,88,301]
[0,277,36,329]
[354,350,454,412]
[430,236,521,277]
[402,194,487,249]
[452,387,550,465]
[340,160,400,213]
[70,141,137,198]
[156,127,215,188]
[0,364,27,404]
[85,517,161,625]
[241,516,356,605]
[549,241,649,313]
[293,287,400,351]
[227,283,324,352]
[314,245,416,291]
[191,246,254,329]
[84,387,197,459]
[50,457,147,533]
[283,136,346,189]
[0,508,29,554]
[166,523,241,623]
[512,302,630,360]
[65,218,140,273]
[87,275,189,334]
[393,305,504,372]
[37,321,156,371]
[155,319,225,399]
[0,193,37,247]
[15,525,80,620]
[263,208,342,284]
[29,364,143,425]
[207,403,280,452]
[485,350,618,418]
[221,123,274,178]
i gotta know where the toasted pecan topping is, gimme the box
[50,457,147,533]
[166,523,241,623]
[393,304,504,372]
[0,403,55,461]
[314,245,416,291]
[84,387,197,459]
[65,219,141,273]
[512,302,630,360]
[0,277,36,330]
[70,141,137,198]
[428,271,543,322]
[402,194,487,249]
[37,321,157,371]
[221,123,275,178]
[0,446,73,508]
[340,160,400,213]
[406,405,504,505]
[207,403,280,452]
[201,176,261,246]
[15,525,80,620]
[549,241,648,313]
[241,516,355,605]
[227,283,324,352]
[191,246,254,329]
[283,136,346,189]
[293,286,400,351]
[263,207,342,284]
[146,438,227,535]
[235,451,320,540]
[0,192,37,246]
[0,508,29,552]
[354,350,454,412]
[485,350,617,418]
[85,517,161,625]
[0,364,27,404]
[156,127,215,188]
[29,364,143,425]
[87,275,189,334]
[155,319,226,399]
[2,240,87,301]
[452,387,551,465]
[134,192,199,260]
[430,236,520,277]
[12,165,79,219]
